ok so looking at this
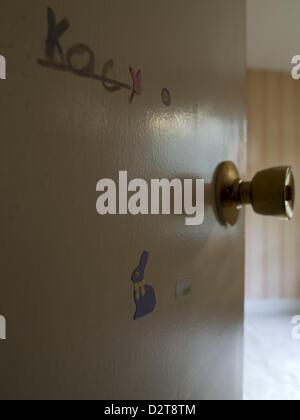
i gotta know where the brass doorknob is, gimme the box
[215,162,295,226]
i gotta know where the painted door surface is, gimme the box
[0,0,246,400]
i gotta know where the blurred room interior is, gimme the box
[245,0,300,400]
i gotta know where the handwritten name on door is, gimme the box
[38,8,171,106]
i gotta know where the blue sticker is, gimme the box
[131,251,156,320]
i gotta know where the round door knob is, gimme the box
[215,162,295,226]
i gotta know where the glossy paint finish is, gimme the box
[0,0,246,399]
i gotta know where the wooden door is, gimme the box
[0,0,246,400]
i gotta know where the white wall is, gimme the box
[247,0,300,72]
[246,69,300,299]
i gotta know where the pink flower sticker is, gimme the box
[129,67,142,102]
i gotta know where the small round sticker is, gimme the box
[161,88,171,106]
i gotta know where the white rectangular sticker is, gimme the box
[176,278,192,299]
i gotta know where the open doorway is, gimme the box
[245,0,300,400]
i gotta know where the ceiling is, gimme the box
[247,0,300,72]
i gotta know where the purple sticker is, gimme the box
[131,251,156,320]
